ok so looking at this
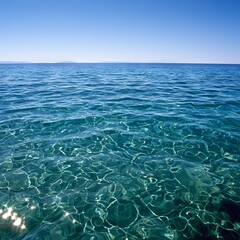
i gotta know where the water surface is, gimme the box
[0,63,240,239]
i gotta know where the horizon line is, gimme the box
[0,61,240,65]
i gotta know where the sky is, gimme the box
[0,0,240,64]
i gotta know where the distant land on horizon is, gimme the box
[0,61,240,65]
[0,61,31,64]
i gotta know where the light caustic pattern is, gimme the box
[0,63,240,239]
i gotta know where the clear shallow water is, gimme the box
[0,63,240,240]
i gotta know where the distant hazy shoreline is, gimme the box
[0,61,239,65]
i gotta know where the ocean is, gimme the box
[0,63,240,239]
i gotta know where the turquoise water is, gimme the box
[0,63,240,240]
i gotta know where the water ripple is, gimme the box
[0,63,240,239]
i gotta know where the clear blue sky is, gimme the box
[0,0,240,63]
